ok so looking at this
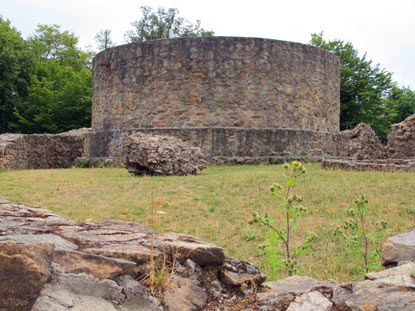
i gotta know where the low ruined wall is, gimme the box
[0,130,89,170]
[322,158,415,172]
[88,128,340,164]
[387,114,415,159]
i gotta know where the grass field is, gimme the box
[1,163,414,281]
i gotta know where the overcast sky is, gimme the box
[2,0,415,88]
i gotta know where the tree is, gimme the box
[12,24,92,133]
[124,6,214,43]
[95,29,115,51]
[310,33,394,142]
[27,24,93,70]
[0,16,32,133]
[383,87,415,125]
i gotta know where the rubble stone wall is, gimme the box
[91,37,340,163]
[88,127,340,164]
[387,114,415,158]
[0,131,88,170]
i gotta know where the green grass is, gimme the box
[1,163,414,281]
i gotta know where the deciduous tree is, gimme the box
[125,6,214,43]
[0,17,32,133]
[310,33,394,142]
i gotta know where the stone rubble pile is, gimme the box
[337,123,386,160]
[1,198,415,311]
[387,114,415,158]
[121,132,207,176]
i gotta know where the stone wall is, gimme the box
[91,37,340,163]
[88,127,340,164]
[0,129,90,170]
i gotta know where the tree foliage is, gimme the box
[0,17,32,133]
[383,87,415,125]
[95,29,115,51]
[2,23,93,134]
[125,6,214,42]
[310,33,395,142]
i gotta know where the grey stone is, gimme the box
[0,233,78,251]
[52,272,125,302]
[257,276,338,309]
[382,231,415,267]
[263,276,323,295]
[116,275,162,311]
[286,291,332,311]
[366,262,415,280]
[31,295,69,311]
[162,277,207,311]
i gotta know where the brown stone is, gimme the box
[52,249,136,279]
[220,270,266,286]
[84,243,159,264]
[0,242,54,311]
[150,232,225,266]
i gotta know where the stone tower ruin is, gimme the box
[89,36,340,163]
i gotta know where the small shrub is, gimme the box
[250,161,316,277]
[334,194,387,273]
[78,157,89,168]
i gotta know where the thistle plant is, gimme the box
[250,161,316,277]
[334,194,387,273]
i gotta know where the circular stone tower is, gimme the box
[89,37,340,163]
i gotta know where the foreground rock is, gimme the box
[388,114,415,158]
[338,123,386,160]
[0,242,53,311]
[2,198,415,311]
[121,132,207,176]
[381,231,415,267]
[0,199,262,311]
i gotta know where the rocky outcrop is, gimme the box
[337,123,386,160]
[121,132,207,176]
[0,128,91,170]
[0,198,263,311]
[2,198,415,311]
[0,242,53,311]
[387,114,415,158]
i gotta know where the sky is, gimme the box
[2,0,415,88]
